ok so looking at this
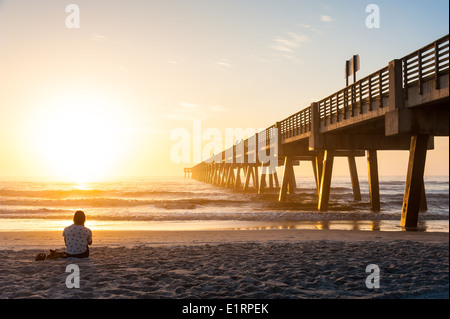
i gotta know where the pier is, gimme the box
[187,35,449,230]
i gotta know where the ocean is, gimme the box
[0,175,448,232]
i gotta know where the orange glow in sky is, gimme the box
[0,0,448,180]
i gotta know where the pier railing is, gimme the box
[318,66,389,126]
[403,34,449,94]
[280,106,311,142]
[201,34,449,165]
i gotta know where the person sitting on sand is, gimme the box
[62,210,92,258]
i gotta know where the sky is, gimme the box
[0,0,448,181]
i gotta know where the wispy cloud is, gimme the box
[163,102,228,121]
[215,59,232,68]
[91,33,107,42]
[320,15,333,23]
[270,32,310,53]
[298,24,323,35]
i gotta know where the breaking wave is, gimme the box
[0,176,447,227]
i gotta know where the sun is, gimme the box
[28,90,131,183]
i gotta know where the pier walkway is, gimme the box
[187,35,449,230]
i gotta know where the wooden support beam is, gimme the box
[401,135,429,229]
[312,160,318,193]
[318,151,334,211]
[348,156,362,201]
[314,152,324,194]
[225,166,232,188]
[218,166,223,185]
[209,166,214,183]
[209,166,213,183]
[220,166,226,186]
[250,166,256,188]
[266,165,279,189]
[242,165,259,191]
[273,172,280,188]
[231,167,236,186]
[309,102,321,150]
[268,165,276,189]
[386,108,449,137]
[289,163,296,193]
[388,59,404,111]
[210,166,214,184]
[243,166,251,191]
[367,150,380,211]
[215,166,220,184]
[279,157,293,202]
[225,166,231,187]
[258,164,267,194]
[310,133,434,151]
[227,167,235,188]
[253,166,259,191]
[225,166,230,187]
[234,167,242,190]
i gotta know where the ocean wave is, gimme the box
[0,208,71,216]
[1,192,447,213]
[0,197,255,209]
[0,189,203,199]
[0,210,447,222]
[0,177,447,228]
[0,189,108,198]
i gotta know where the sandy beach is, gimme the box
[0,229,448,299]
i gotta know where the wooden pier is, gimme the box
[184,167,192,179]
[186,35,449,230]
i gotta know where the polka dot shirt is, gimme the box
[62,224,92,255]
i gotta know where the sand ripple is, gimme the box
[0,240,448,299]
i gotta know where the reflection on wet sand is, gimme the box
[225,219,442,232]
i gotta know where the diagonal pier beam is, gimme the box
[318,150,334,211]
[348,155,362,201]
[367,150,380,212]
[401,135,429,230]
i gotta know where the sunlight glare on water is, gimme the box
[0,176,447,232]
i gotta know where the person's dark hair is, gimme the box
[73,210,86,226]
